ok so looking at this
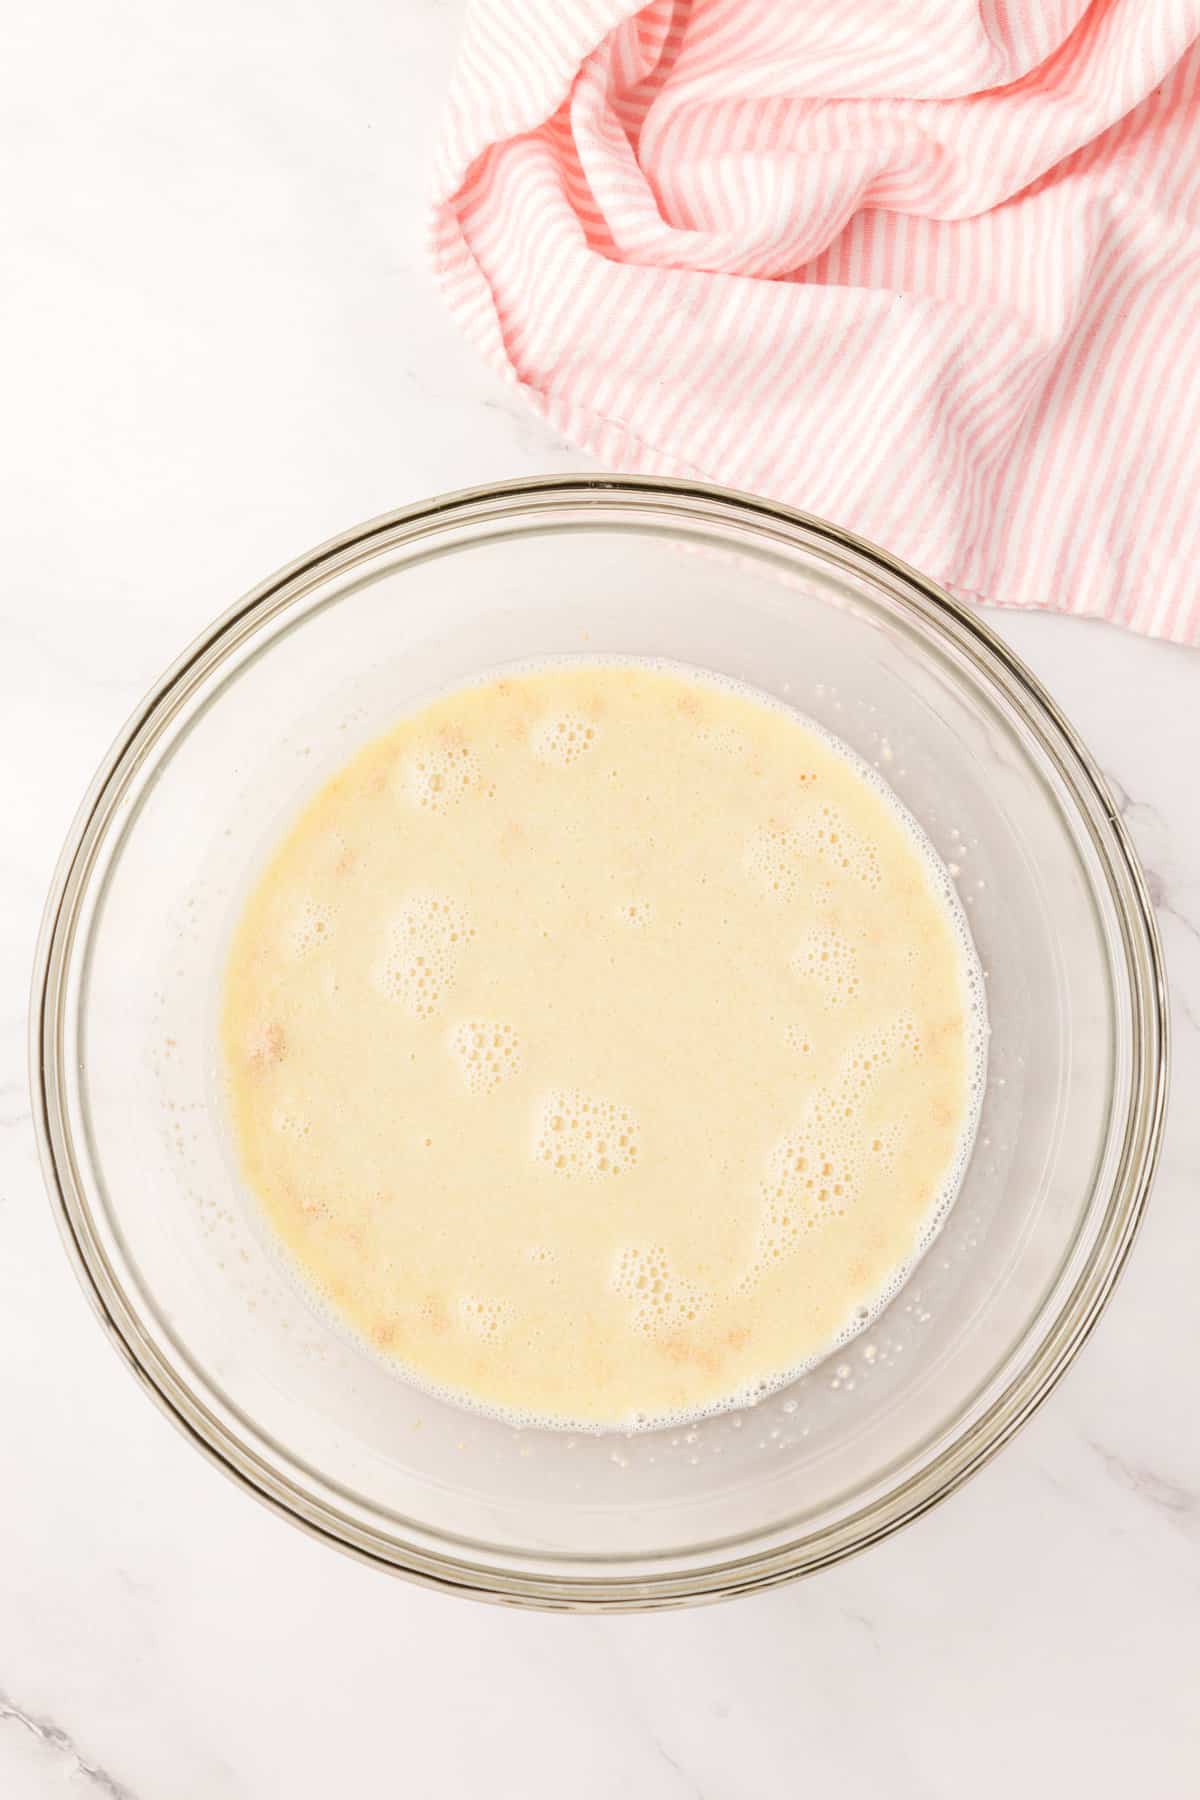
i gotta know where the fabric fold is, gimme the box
[432,0,1200,642]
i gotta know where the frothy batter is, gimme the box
[222,663,984,1429]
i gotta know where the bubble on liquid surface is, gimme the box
[271,1105,311,1141]
[286,897,334,958]
[530,712,598,766]
[791,929,860,1009]
[698,722,748,758]
[373,892,475,1019]
[614,899,654,928]
[401,741,479,813]
[747,1130,854,1273]
[449,1019,522,1094]
[533,1087,640,1179]
[868,1121,902,1173]
[744,801,881,899]
[611,1245,713,1339]
[457,1294,513,1342]
[741,1016,924,1289]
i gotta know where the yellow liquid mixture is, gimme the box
[222,663,983,1428]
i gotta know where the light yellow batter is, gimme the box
[222,663,983,1428]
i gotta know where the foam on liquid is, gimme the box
[222,662,985,1430]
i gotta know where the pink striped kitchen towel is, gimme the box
[431,0,1200,644]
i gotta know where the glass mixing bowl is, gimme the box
[31,477,1167,1609]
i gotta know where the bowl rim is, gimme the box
[29,473,1169,1611]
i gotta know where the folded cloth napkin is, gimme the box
[431,0,1200,643]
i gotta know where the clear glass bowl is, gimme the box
[31,477,1167,1610]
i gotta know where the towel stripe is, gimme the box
[433,0,1200,643]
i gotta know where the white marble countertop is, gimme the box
[3,4,1198,1794]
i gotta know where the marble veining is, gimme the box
[1085,1438,1200,1533]
[0,1691,136,1800]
